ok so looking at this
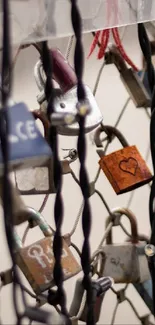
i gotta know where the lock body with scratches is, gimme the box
[14,212,81,294]
[96,126,152,194]
[35,48,103,136]
[0,103,52,174]
[102,208,151,283]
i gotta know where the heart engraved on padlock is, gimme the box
[34,48,103,136]
[102,208,151,283]
[119,157,138,176]
[95,125,153,194]
[14,211,81,294]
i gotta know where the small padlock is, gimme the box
[102,207,151,283]
[69,277,113,323]
[14,210,81,294]
[105,46,150,108]
[34,48,103,136]
[0,102,52,174]
[95,125,152,194]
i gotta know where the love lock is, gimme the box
[101,207,151,283]
[14,111,76,195]
[0,102,52,174]
[14,210,81,294]
[95,125,152,194]
[34,48,103,136]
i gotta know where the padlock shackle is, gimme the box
[94,125,129,148]
[105,207,139,244]
[14,208,53,251]
[32,110,50,139]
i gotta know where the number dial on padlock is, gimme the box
[14,212,81,294]
[102,208,151,283]
[97,126,153,194]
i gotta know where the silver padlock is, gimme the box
[102,208,151,283]
[34,48,103,136]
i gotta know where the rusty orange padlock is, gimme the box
[14,210,81,294]
[95,125,153,194]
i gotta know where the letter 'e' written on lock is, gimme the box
[8,121,38,143]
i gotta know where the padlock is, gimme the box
[101,207,151,283]
[0,102,52,174]
[95,125,152,194]
[34,48,103,136]
[105,46,150,108]
[14,110,76,195]
[69,277,113,323]
[14,210,81,294]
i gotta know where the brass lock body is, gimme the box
[101,208,151,283]
[14,211,81,294]
[96,125,153,194]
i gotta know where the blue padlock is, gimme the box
[0,102,52,173]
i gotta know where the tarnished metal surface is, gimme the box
[16,237,81,294]
[101,242,150,283]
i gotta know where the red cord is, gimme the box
[87,30,101,58]
[112,27,139,72]
[98,29,110,59]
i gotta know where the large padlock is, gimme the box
[34,48,103,136]
[101,208,151,283]
[0,102,52,174]
[69,276,113,323]
[14,211,81,294]
[95,125,152,194]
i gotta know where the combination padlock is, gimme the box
[0,102,52,174]
[69,277,113,323]
[102,207,151,283]
[14,110,77,195]
[34,48,103,136]
[95,125,152,194]
[105,46,150,108]
[14,210,81,294]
